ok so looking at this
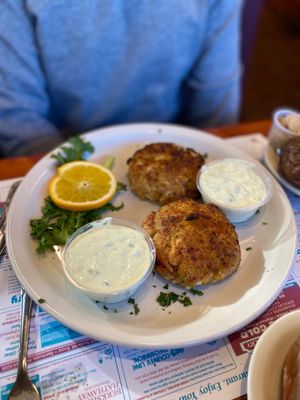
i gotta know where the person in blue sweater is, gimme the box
[0,0,243,157]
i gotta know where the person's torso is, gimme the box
[27,0,209,133]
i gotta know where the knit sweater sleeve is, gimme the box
[180,0,244,128]
[0,0,63,157]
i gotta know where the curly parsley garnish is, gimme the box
[51,136,94,165]
[30,136,126,253]
[30,197,124,253]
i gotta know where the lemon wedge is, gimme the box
[49,161,117,211]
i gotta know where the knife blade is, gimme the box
[0,180,21,255]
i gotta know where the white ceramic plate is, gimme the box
[263,143,300,196]
[7,123,297,349]
[247,309,300,400]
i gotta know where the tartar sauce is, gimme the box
[64,224,152,292]
[199,159,267,208]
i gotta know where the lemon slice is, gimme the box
[49,161,117,211]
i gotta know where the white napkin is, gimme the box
[225,133,268,161]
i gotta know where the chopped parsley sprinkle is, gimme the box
[189,288,204,296]
[128,298,140,315]
[156,291,193,308]
[133,303,140,315]
[163,284,169,290]
[179,296,192,307]
[157,292,179,307]
[262,222,268,225]
[246,247,252,251]
[38,298,46,304]
[103,305,108,310]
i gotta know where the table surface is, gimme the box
[0,119,272,400]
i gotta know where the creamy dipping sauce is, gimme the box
[199,159,267,208]
[64,224,152,292]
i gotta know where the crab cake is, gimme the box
[127,143,204,205]
[142,199,241,288]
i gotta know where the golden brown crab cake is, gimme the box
[127,142,204,205]
[142,198,241,288]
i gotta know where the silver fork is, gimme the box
[1,181,40,399]
[8,290,40,400]
[0,180,21,255]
